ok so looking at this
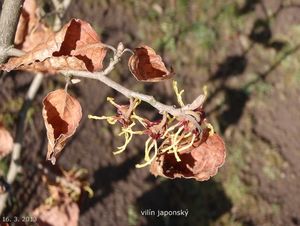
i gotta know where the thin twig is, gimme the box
[61,43,205,129]
[0,45,25,58]
[51,0,63,31]
[0,73,43,214]
[6,46,25,57]
[2,40,205,129]
[62,0,72,9]
[0,0,24,213]
[51,0,72,32]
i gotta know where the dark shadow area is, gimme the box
[236,0,261,15]
[217,88,249,133]
[249,19,272,45]
[268,40,286,51]
[206,2,298,132]
[80,153,143,214]
[137,179,232,226]
[210,55,247,81]
[248,18,286,51]
[206,53,249,132]
[236,0,288,51]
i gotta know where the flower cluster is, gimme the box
[88,81,225,181]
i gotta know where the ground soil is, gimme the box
[1,0,300,226]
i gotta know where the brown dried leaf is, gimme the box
[4,19,107,73]
[32,201,79,226]
[150,134,226,181]
[14,0,52,53]
[0,123,13,158]
[14,0,39,46]
[22,24,53,53]
[128,45,173,82]
[42,89,82,164]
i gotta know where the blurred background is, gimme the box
[1,0,300,225]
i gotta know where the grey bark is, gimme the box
[0,0,24,63]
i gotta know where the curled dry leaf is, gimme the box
[14,0,51,52]
[14,0,39,46]
[0,123,13,158]
[3,19,107,73]
[150,134,226,181]
[128,45,173,82]
[32,201,79,226]
[42,89,82,164]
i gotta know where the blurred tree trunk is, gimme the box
[0,0,24,63]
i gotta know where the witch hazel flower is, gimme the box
[88,81,226,181]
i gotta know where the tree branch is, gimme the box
[0,45,25,58]
[51,0,72,31]
[0,73,43,214]
[2,42,205,130]
[61,43,205,129]
[0,0,73,214]
[0,0,24,63]
[0,0,24,215]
